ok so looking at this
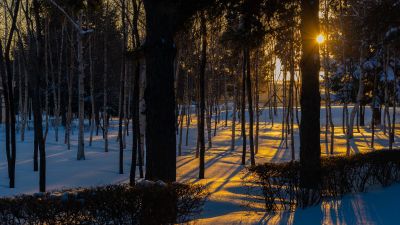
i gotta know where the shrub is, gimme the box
[249,150,400,212]
[0,181,208,225]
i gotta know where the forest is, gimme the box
[0,0,400,224]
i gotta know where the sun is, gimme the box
[316,34,325,44]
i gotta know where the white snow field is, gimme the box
[1,106,400,224]
[0,119,132,196]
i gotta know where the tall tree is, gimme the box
[47,0,93,160]
[32,0,46,192]
[143,0,216,181]
[0,0,21,188]
[245,48,255,166]
[198,11,207,179]
[241,49,247,165]
[299,0,321,202]
[143,0,177,181]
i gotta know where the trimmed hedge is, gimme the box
[249,150,400,211]
[0,181,208,225]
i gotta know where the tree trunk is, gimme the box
[213,102,218,137]
[0,0,20,188]
[118,66,125,173]
[185,76,191,146]
[123,64,130,149]
[245,48,255,166]
[118,0,127,174]
[33,0,46,192]
[66,40,73,150]
[371,70,380,149]
[54,21,64,142]
[255,53,260,155]
[44,20,49,142]
[198,12,207,179]
[130,61,140,186]
[348,49,364,138]
[359,105,365,126]
[231,82,237,151]
[178,105,185,156]
[138,58,146,178]
[224,74,229,127]
[20,57,29,141]
[390,60,397,149]
[76,11,85,160]
[206,99,212,148]
[289,37,295,160]
[143,0,177,182]
[89,40,95,147]
[0,41,13,188]
[299,0,321,195]
[18,55,22,135]
[103,24,109,153]
[241,49,247,165]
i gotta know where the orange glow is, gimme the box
[316,34,325,44]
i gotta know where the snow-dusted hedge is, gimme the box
[249,150,400,211]
[0,182,207,224]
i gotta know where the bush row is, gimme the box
[249,150,400,211]
[0,181,208,225]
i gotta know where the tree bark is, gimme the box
[143,1,177,182]
[198,12,207,179]
[231,82,237,151]
[54,21,64,142]
[289,37,296,160]
[0,0,20,188]
[178,105,185,156]
[76,11,85,160]
[89,40,95,147]
[130,61,140,186]
[33,0,46,192]
[348,49,364,138]
[245,48,255,166]
[255,53,260,155]
[390,57,397,149]
[299,0,321,193]
[241,49,247,165]
[103,20,109,153]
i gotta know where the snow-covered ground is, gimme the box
[0,119,132,196]
[1,106,400,224]
[178,106,400,225]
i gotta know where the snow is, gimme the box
[363,59,380,71]
[1,106,400,224]
[177,106,400,224]
[387,66,395,81]
[333,64,345,78]
[385,27,399,38]
[385,27,400,41]
[353,66,361,79]
[0,120,132,197]
[380,66,395,82]
[252,183,400,225]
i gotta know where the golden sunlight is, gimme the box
[316,34,325,44]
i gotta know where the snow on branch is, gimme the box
[385,27,400,43]
[47,0,93,35]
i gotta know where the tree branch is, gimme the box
[46,0,93,35]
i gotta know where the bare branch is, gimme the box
[46,0,93,35]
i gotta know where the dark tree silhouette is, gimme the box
[32,0,46,192]
[299,0,321,194]
[143,0,223,181]
[198,11,207,179]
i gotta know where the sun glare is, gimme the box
[316,34,325,44]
